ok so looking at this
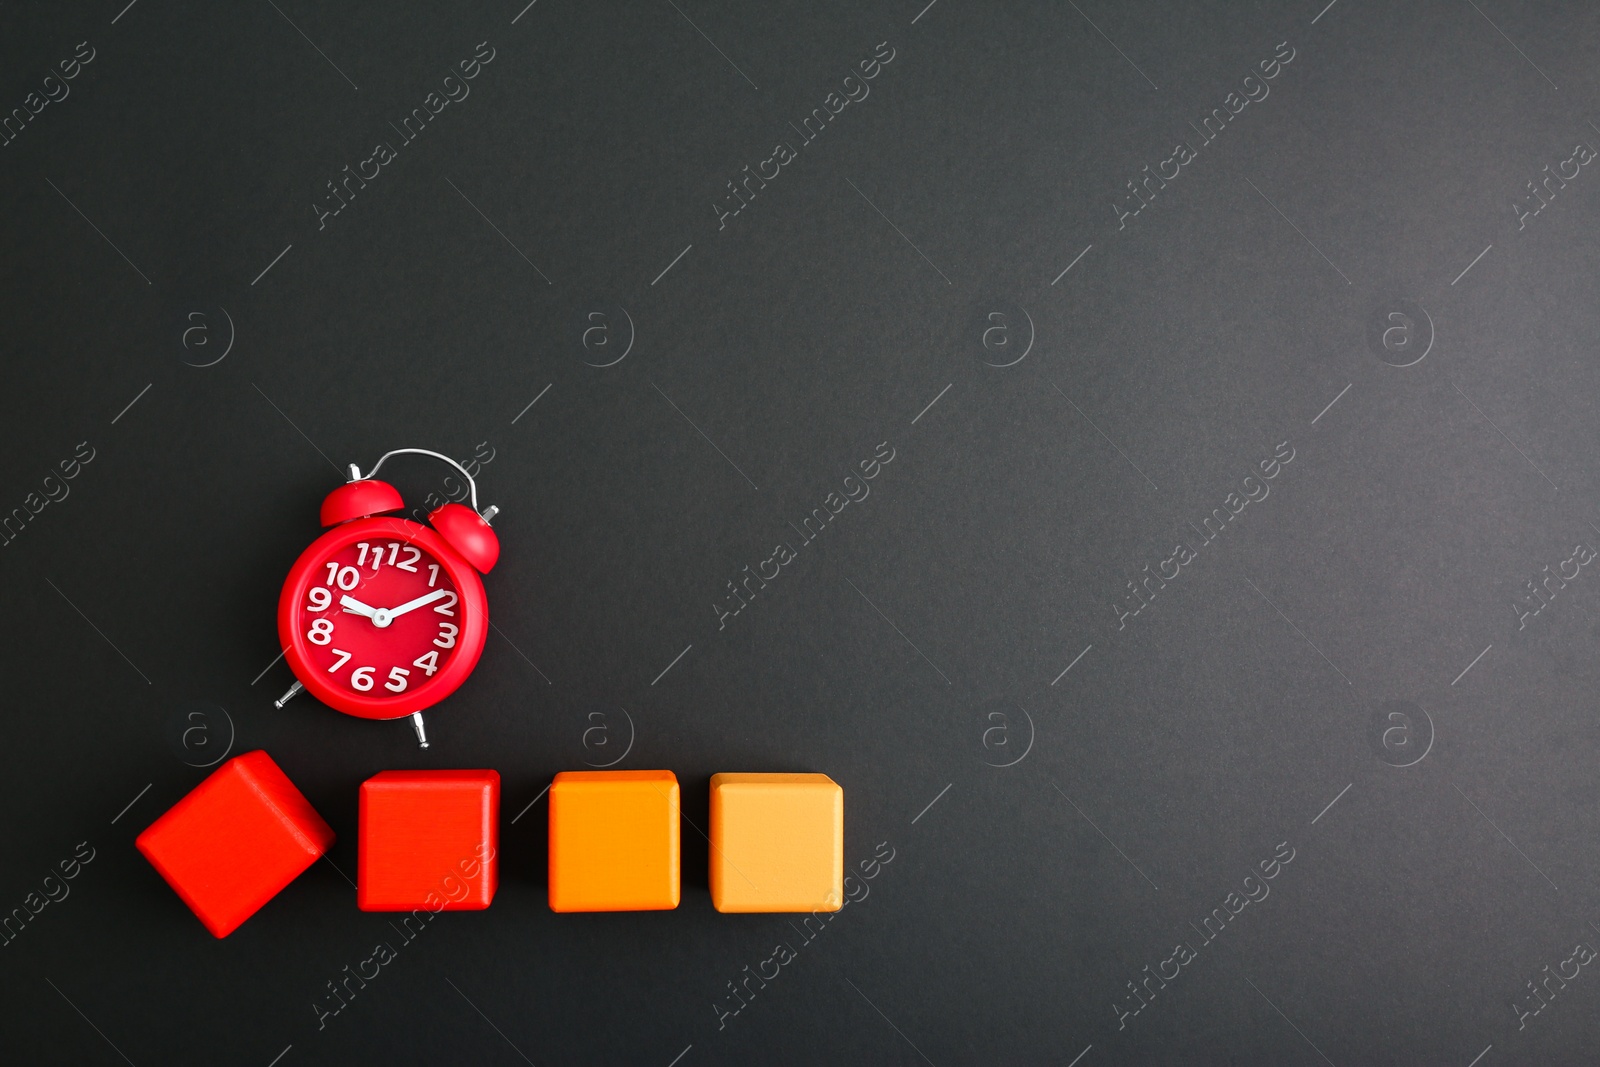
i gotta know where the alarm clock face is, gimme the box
[279,519,488,720]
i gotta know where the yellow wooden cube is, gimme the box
[709,773,843,913]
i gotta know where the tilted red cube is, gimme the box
[136,751,335,938]
[358,770,498,912]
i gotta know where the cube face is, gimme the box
[710,773,843,913]
[358,770,499,912]
[548,770,679,912]
[135,751,335,938]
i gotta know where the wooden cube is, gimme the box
[548,770,679,912]
[358,770,498,912]
[135,751,334,938]
[710,773,842,913]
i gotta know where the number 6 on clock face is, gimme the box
[278,516,490,722]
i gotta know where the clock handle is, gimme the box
[410,712,429,749]
[352,448,498,523]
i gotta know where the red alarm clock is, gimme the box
[274,449,500,748]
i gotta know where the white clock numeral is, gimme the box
[384,666,410,692]
[397,546,421,573]
[307,587,332,612]
[356,542,390,572]
[412,650,439,676]
[433,591,458,616]
[328,648,352,672]
[333,566,360,590]
[351,666,375,691]
[307,618,334,645]
[324,562,338,585]
[426,563,440,587]
[435,622,459,649]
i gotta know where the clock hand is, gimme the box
[385,588,450,620]
[340,595,379,619]
[341,595,395,628]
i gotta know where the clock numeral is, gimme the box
[426,563,440,587]
[307,586,332,612]
[325,564,360,590]
[307,618,334,645]
[412,650,439,676]
[385,666,410,692]
[433,591,458,616]
[396,546,421,573]
[351,666,376,691]
[356,542,393,572]
[435,622,459,649]
[328,648,352,672]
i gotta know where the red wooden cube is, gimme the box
[135,750,335,938]
[358,770,498,912]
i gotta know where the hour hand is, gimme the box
[342,595,395,627]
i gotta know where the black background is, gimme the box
[3,0,1599,1063]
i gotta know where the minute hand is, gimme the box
[386,589,451,619]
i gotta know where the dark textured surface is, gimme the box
[2,1,1598,1063]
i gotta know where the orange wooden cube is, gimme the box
[548,770,679,912]
[358,770,498,912]
[709,773,843,913]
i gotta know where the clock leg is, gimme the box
[273,680,303,709]
[410,712,429,749]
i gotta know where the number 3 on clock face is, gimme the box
[277,519,489,721]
